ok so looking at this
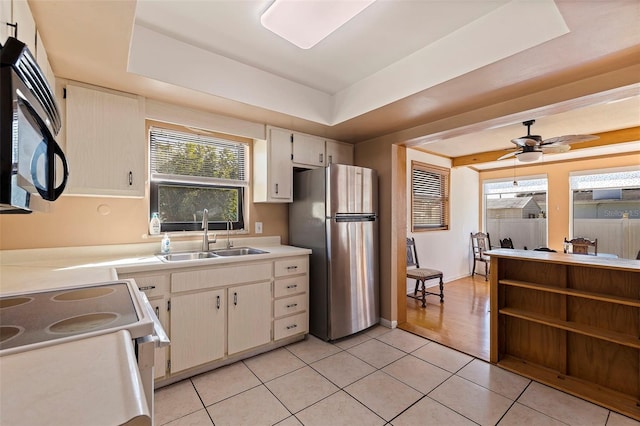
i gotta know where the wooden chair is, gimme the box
[500,238,514,249]
[471,232,491,281]
[564,237,597,255]
[406,238,444,308]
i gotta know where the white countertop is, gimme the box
[0,236,311,295]
[0,330,151,426]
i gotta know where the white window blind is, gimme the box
[150,127,248,186]
[412,162,450,231]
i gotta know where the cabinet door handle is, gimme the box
[216,295,220,309]
[286,303,298,308]
[286,265,298,271]
[275,183,279,194]
[286,324,298,330]
[155,306,160,317]
[128,171,133,186]
[319,153,323,163]
[139,285,156,291]
[233,292,237,306]
[286,284,298,289]
[328,155,333,164]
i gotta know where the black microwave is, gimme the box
[0,37,68,213]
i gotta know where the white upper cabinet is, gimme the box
[253,126,293,203]
[292,132,325,167]
[11,0,35,48]
[65,83,146,197]
[326,139,353,165]
[0,0,12,42]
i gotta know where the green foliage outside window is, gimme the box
[150,127,247,231]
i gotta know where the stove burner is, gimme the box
[0,297,33,309]
[52,287,115,302]
[48,313,119,334]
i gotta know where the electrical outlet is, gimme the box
[255,222,263,234]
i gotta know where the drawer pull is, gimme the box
[216,295,220,309]
[286,324,298,330]
[286,265,298,271]
[139,285,156,291]
[286,284,298,289]
[286,303,298,308]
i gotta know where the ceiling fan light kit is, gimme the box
[497,119,599,163]
[516,150,542,162]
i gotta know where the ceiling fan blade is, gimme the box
[541,144,571,154]
[497,151,518,161]
[511,137,540,147]
[541,134,599,145]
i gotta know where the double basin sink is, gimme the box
[159,247,268,262]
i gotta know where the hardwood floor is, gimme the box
[399,275,490,361]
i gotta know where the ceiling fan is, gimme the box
[498,119,599,163]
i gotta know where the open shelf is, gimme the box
[490,250,640,421]
[498,355,640,420]
[499,307,640,349]
[499,279,640,307]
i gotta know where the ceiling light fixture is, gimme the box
[516,151,542,163]
[260,0,376,49]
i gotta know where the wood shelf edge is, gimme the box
[499,279,640,307]
[499,308,640,349]
[497,355,640,421]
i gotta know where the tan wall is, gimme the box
[0,194,288,250]
[479,153,640,252]
[355,141,406,326]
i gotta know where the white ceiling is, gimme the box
[28,0,640,169]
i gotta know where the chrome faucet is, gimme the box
[201,209,216,251]
[226,220,234,249]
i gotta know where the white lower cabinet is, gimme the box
[170,289,225,374]
[118,254,309,382]
[227,281,272,355]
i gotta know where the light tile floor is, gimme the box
[155,326,640,426]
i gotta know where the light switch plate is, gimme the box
[255,222,263,234]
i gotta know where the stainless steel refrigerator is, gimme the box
[289,164,379,341]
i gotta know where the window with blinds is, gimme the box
[149,125,249,232]
[411,161,450,231]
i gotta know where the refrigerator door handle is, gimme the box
[334,214,377,223]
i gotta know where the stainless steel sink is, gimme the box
[158,247,268,261]
[211,247,268,256]
[158,251,220,262]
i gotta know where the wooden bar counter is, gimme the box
[488,249,640,420]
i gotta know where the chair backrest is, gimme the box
[565,237,597,255]
[470,232,491,258]
[406,237,420,268]
[500,238,514,249]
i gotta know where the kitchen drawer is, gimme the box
[172,262,272,293]
[125,274,169,298]
[274,257,308,277]
[274,312,308,340]
[274,276,308,298]
[274,294,307,318]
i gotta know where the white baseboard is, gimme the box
[379,317,397,329]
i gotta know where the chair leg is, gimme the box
[414,279,419,296]
[420,279,426,308]
[438,276,444,303]
[472,260,476,277]
[484,261,489,281]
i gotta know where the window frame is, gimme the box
[148,122,250,233]
[411,161,450,232]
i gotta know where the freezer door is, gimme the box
[327,164,377,216]
[327,217,379,340]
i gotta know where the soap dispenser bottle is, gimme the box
[149,213,161,235]
[161,233,171,254]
